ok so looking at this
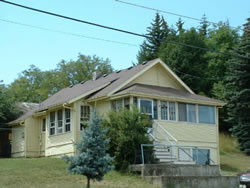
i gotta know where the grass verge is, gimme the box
[0,158,158,188]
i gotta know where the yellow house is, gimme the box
[9,58,225,165]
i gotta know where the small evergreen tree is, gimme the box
[224,18,250,154]
[64,112,113,188]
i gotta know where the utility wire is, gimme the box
[115,0,244,32]
[173,69,221,81]
[0,0,249,61]
[0,21,220,81]
[0,18,138,47]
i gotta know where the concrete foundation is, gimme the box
[145,175,240,188]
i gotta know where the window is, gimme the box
[111,100,116,111]
[178,103,196,123]
[49,112,55,135]
[153,100,158,120]
[139,99,153,118]
[42,118,46,132]
[161,101,176,121]
[80,106,90,131]
[65,109,71,132]
[198,105,215,124]
[57,110,63,134]
[124,97,130,109]
[116,99,123,111]
[193,148,210,165]
[161,101,168,120]
[111,98,130,111]
[133,97,138,107]
[169,102,176,121]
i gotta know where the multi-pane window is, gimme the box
[178,103,196,123]
[49,109,71,136]
[169,102,176,121]
[42,118,46,132]
[80,106,90,131]
[57,110,63,134]
[198,105,215,124]
[49,112,55,135]
[161,101,176,121]
[111,98,130,111]
[65,109,71,132]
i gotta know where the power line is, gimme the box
[115,0,244,31]
[0,18,138,47]
[0,0,249,60]
[1,18,222,81]
[173,69,221,81]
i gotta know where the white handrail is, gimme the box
[154,121,178,143]
[154,128,174,145]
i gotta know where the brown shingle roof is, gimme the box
[114,83,224,105]
[10,59,157,124]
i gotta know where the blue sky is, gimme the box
[0,0,249,85]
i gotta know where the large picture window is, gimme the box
[198,105,215,124]
[139,98,154,119]
[178,103,196,123]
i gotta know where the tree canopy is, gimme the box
[7,54,113,103]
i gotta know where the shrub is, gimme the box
[103,108,154,170]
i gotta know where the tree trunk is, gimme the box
[86,177,90,188]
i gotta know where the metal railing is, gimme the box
[141,144,215,165]
[151,121,178,145]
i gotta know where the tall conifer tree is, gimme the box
[137,13,169,64]
[225,18,250,154]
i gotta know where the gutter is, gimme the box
[63,103,75,111]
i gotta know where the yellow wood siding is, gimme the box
[11,126,25,157]
[155,120,219,164]
[45,132,74,156]
[95,100,110,117]
[25,117,40,157]
[127,64,186,91]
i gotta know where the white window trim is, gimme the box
[48,109,72,136]
[65,109,71,133]
[80,105,90,131]
[41,118,46,133]
[138,98,154,118]
[198,105,216,125]
[160,101,177,122]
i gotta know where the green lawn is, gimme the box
[0,158,158,188]
[219,133,250,175]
